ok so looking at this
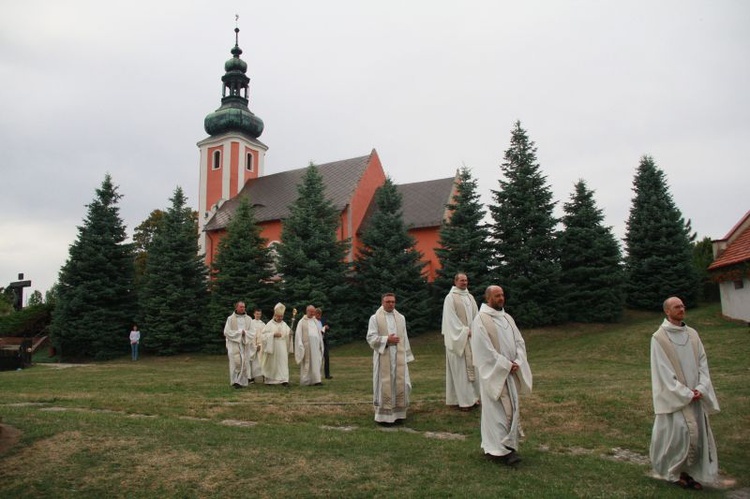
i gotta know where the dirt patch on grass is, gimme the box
[0,423,21,454]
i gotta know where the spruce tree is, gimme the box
[559,180,625,322]
[208,197,277,335]
[488,121,562,327]
[353,177,432,334]
[435,167,493,302]
[139,187,209,355]
[624,156,700,309]
[50,174,136,360]
[276,164,350,338]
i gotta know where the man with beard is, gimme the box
[442,272,480,410]
[470,286,532,465]
[649,296,720,490]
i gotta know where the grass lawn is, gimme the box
[1,304,748,498]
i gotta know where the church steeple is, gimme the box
[204,27,264,138]
[197,24,268,260]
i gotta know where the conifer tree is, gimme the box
[488,121,562,327]
[51,174,136,360]
[559,180,624,322]
[624,156,700,309]
[208,197,277,335]
[435,167,492,302]
[139,187,209,355]
[353,178,432,334]
[276,164,350,337]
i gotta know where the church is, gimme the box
[197,28,456,281]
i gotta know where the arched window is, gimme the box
[246,151,254,172]
[212,150,221,170]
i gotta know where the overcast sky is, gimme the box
[1,0,748,298]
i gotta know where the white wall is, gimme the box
[719,278,750,322]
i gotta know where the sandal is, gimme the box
[674,473,703,490]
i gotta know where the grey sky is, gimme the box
[1,0,748,297]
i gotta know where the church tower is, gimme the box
[197,27,267,254]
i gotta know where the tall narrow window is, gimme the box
[212,150,221,170]
[246,152,254,172]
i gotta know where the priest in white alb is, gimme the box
[261,303,291,386]
[366,292,414,425]
[295,305,325,386]
[470,285,532,466]
[224,301,255,389]
[442,272,480,410]
[649,296,720,490]
[247,307,265,383]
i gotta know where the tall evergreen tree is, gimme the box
[353,178,432,334]
[624,155,700,309]
[50,174,136,360]
[559,180,625,322]
[139,187,209,355]
[435,167,493,302]
[488,121,562,327]
[276,164,350,337]
[208,197,277,333]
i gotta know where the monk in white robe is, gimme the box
[295,305,325,386]
[224,301,255,388]
[247,308,265,383]
[366,293,414,424]
[261,303,291,386]
[442,273,480,409]
[650,296,720,490]
[470,285,532,465]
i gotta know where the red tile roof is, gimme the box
[708,210,750,270]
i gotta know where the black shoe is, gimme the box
[232,383,242,389]
[281,382,289,387]
[248,378,255,384]
[314,382,323,386]
[504,451,522,466]
[325,376,333,379]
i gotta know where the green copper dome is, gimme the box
[204,28,264,139]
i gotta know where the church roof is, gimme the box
[396,177,455,229]
[203,152,456,233]
[708,210,750,270]
[204,153,373,231]
[357,176,456,234]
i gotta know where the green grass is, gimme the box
[1,304,748,498]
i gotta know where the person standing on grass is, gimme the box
[247,308,265,384]
[261,303,291,386]
[470,285,532,466]
[649,296,720,490]
[129,325,140,361]
[295,305,325,386]
[224,302,254,389]
[315,307,333,379]
[366,292,414,425]
[442,272,480,411]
